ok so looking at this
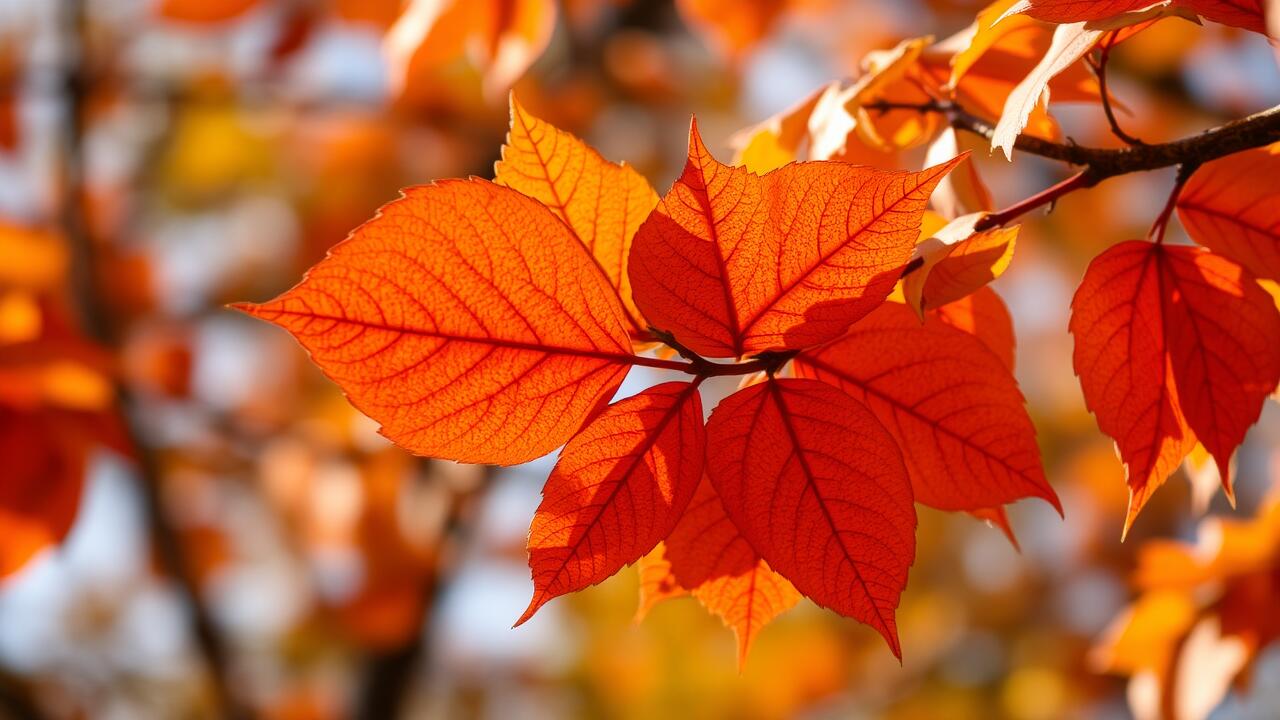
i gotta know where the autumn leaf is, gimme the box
[628,119,963,358]
[1095,492,1280,719]
[795,301,1058,513]
[924,0,1104,142]
[0,303,125,579]
[705,378,915,657]
[676,0,789,60]
[158,0,260,23]
[519,381,705,625]
[968,505,1023,550]
[925,129,994,219]
[1070,241,1280,535]
[664,477,801,666]
[634,544,688,622]
[1177,141,1280,281]
[495,96,659,340]
[931,286,1017,371]
[1007,0,1270,35]
[384,0,556,100]
[902,214,1019,315]
[235,179,638,466]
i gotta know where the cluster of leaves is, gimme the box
[1092,486,1280,719]
[238,93,1062,661]
[0,224,126,579]
[238,0,1280,668]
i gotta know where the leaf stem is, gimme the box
[1149,162,1199,244]
[1089,32,1145,147]
[973,170,1096,232]
[627,347,799,377]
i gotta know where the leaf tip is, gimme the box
[513,594,544,628]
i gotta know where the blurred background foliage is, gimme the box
[0,0,1278,718]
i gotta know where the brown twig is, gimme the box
[57,1,247,717]
[354,465,489,720]
[1089,31,1145,147]
[862,99,1280,178]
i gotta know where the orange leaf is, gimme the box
[930,286,1017,371]
[676,0,788,60]
[629,119,962,358]
[903,214,1018,315]
[235,179,637,466]
[495,96,659,339]
[665,477,800,666]
[634,543,689,622]
[1177,141,1280,281]
[1070,241,1280,535]
[519,381,705,624]
[1009,0,1269,35]
[795,302,1059,513]
[705,378,914,657]
[158,0,260,23]
[385,0,556,100]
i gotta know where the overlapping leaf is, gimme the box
[931,286,1017,371]
[705,378,915,656]
[795,302,1058,513]
[235,179,636,466]
[1071,241,1280,534]
[641,479,802,665]
[495,97,659,339]
[1009,0,1269,35]
[629,120,962,357]
[1177,142,1280,281]
[902,214,1019,315]
[519,381,704,624]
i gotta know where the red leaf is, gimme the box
[795,301,1059,513]
[665,477,801,665]
[968,505,1022,552]
[1009,0,1268,35]
[519,381,705,625]
[931,286,1016,371]
[1071,241,1280,534]
[235,179,636,466]
[1177,142,1280,281]
[628,119,962,358]
[705,378,915,657]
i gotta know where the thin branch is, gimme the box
[862,99,1280,179]
[57,1,246,717]
[973,171,1096,232]
[1149,162,1200,243]
[1089,31,1145,146]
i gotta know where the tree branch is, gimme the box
[57,1,246,717]
[863,99,1280,179]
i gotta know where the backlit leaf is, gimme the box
[236,179,636,466]
[1008,0,1269,35]
[705,378,915,657]
[1177,141,1280,281]
[1071,241,1280,534]
[665,477,801,666]
[931,286,1017,371]
[495,96,659,339]
[628,119,962,358]
[795,302,1058,513]
[519,381,705,624]
[902,213,1018,315]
